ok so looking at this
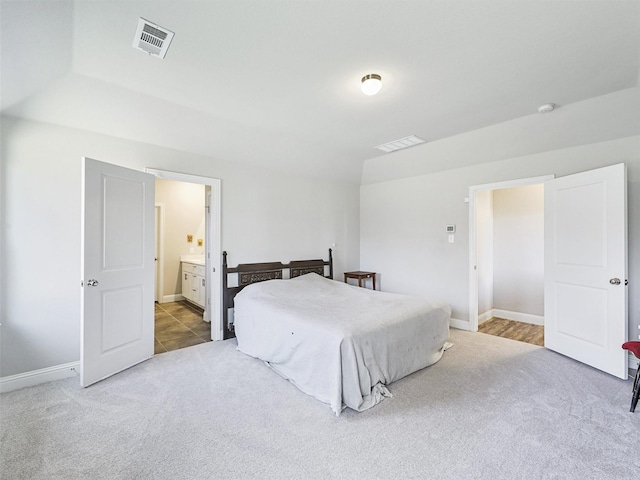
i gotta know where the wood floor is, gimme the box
[478,317,544,346]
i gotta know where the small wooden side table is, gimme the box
[344,271,376,290]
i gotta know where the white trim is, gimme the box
[630,353,638,373]
[155,203,165,304]
[468,175,554,332]
[146,168,222,341]
[146,168,214,186]
[208,182,222,339]
[161,294,184,303]
[0,362,79,393]
[478,310,494,325]
[489,309,544,326]
[449,317,471,331]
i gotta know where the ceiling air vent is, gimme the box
[132,18,174,59]
[374,135,426,153]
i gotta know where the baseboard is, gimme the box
[449,317,471,331]
[478,310,493,325]
[491,309,544,326]
[161,294,184,303]
[0,361,79,393]
[630,353,638,375]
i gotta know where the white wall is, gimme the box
[476,190,493,317]
[360,135,640,342]
[0,116,360,377]
[492,185,544,316]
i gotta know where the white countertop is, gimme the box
[180,255,205,265]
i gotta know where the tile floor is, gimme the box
[154,301,211,354]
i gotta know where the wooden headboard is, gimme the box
[221,249,333,339]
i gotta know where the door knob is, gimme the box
[609,278,621,285]
[87,279,99,287]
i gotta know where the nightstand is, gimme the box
[344,271,376,290]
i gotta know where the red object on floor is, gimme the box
[622,341,640,413]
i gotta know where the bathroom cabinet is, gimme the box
[181,261,205,309]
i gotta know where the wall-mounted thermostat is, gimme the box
[446,225,456,234]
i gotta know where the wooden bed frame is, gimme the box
[221,249,333,339]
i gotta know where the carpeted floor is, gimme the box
[1,329,638,479]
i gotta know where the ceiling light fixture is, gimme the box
[537,103,556,114]
[361,74,382,95]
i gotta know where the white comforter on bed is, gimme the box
[234,273,451,415]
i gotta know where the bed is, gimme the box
[222,250,451,415]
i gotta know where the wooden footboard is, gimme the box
[221,249,333,339]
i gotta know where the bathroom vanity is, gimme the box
[180,256,206,309]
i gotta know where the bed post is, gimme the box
[328,248,333,279]
[222,251,230,339]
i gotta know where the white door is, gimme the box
[81,158,155,386]
[544,163,627,379]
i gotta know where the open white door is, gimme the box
[81,158,155,386]
[544,163,627,379]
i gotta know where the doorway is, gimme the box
[81,159,223,386]
[467,165,628,378]
[154,179,210,353]
[468,175,553,337]
[147,168,222,342]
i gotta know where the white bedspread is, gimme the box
[234,273,451,415]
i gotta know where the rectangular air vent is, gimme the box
[132,18,174,59]
[374,135,426,153]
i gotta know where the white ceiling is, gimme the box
[2,0,639,183]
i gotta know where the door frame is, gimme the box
[154,204,165,303]
[468,175,554,332]
[146,168,223,341]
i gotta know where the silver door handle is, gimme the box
[87,279,99,287]
[609,278,621,285]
